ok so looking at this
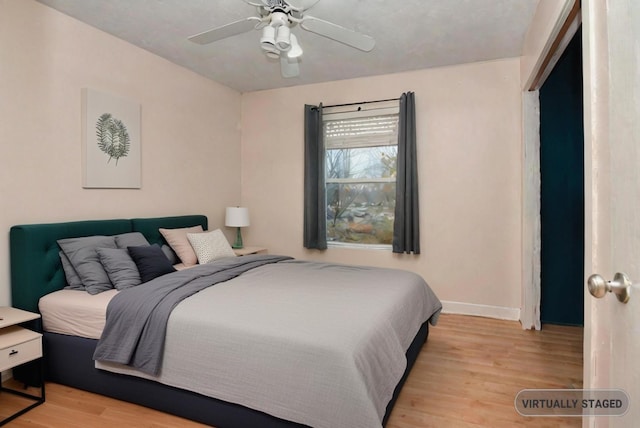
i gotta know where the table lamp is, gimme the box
[225,207,250,249]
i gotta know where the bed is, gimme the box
[9,215,441,428]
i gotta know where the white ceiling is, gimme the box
[36,0,541,93]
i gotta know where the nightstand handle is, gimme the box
[9,349,18,356]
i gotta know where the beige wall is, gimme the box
[0,0,242,305]
[240,59,523,310]
[0,0,531,313]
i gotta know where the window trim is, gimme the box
[323,104,399,248]
[325,177,395,184]
[327,241,392,251]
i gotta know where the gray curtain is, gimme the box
[393,92,420,254]
[303,104,327,250]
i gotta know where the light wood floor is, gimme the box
[2,314,583,427]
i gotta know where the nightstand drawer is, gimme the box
[0,326,42,372]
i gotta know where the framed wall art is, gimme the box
[82,88,141,188]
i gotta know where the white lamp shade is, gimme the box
[225,207,250,227]
[260,25,276,51]
[265,48,280,59]
[275,25,291,51]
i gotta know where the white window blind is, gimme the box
[323,107,399,149]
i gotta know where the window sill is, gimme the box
[327,242,392,251]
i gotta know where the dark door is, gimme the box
[539,28,584,326]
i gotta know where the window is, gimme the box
[323,105,399,247]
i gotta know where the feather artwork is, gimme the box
[96,113,130,165]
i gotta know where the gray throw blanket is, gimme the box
[93,254,292,375]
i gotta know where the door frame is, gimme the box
[521,0,581,330]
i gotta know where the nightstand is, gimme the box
[0,307,45,426]
[233,246,267,256]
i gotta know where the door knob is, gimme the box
[587,272,632,303]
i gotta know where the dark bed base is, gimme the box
[43,322,429,428]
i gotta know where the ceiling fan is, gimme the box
[187,0,376,78]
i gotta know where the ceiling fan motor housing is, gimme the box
[265,0,288,9]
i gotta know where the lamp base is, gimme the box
[232,227,244,249]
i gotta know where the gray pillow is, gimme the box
[96,247,142,290]
[57,235,117,295]
[161,244,178,265]
[114,232,150,249]
[59,251,84,290]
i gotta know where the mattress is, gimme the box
[39,263,191,339]
[39,289,116,339]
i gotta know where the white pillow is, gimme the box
[187,229,236,264]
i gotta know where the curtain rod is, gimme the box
[314,97,400,110]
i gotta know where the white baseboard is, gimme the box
[441,300,520,321]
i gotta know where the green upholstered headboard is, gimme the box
[131,215,207,247]
[9,215,208,313]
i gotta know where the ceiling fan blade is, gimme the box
[300,16,375,52]
[241,0,268,6]
[285,0,320,11]
[280,56,300,78]
[188,17,262,45]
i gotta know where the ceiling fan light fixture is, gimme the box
[265,49,280,59]
[287,34,303,59]
[275,25,291,51]
[260,25,276,50]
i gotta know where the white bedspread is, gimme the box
[96,260,441,428]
